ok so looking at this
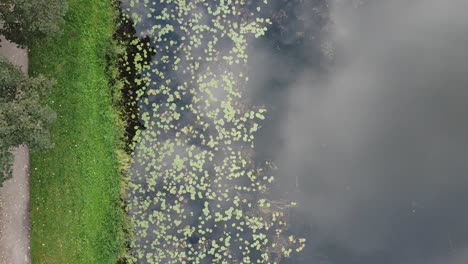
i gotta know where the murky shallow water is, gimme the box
[122,0,468,263]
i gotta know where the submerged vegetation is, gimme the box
[121,0,305,263]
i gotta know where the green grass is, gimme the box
[28,0,127,263]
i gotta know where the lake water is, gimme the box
[122,0,468,263]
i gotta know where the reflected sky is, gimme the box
[123,0,468,262]
[250,0,468,263]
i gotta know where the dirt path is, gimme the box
[0,36,31,264]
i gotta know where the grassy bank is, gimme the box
[28,0,127,263]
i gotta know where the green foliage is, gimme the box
[0,0,68,46]
[122,0,306,263]
[0,56,55,185]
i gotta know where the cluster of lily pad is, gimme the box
[121,0,305,263]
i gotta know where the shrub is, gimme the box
[0,56,56,185]
[0,0,68,47]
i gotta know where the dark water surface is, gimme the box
[123,0,468,263]
[251,1,468,263]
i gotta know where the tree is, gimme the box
[0,56,56,185]
[0,0,68,47]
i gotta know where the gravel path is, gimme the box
[0,36,31,264]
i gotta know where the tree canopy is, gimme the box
[0,0,68,46]
[0,56,55,185]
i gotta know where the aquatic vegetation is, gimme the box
[121,0,305,263]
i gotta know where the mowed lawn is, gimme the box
[29,0,126,263]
